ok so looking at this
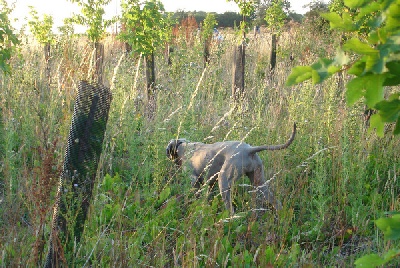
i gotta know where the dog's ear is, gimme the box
[166,139,184,160]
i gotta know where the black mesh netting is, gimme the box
[45,80,112,268]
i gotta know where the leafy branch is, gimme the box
[69,0,117,43]
[229,0,257,41]
[355,213,400,267]
[264,0,288,35]
[201,13,217,42]
[118,0,171,56]
[28,6,55,45]
[0,0,20,74]
[286,0,400,136]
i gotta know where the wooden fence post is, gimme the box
[269,33,277,78]
[145,52,156,119]
[232,42,245,101]
[94,42,104,84]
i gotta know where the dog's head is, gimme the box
[166,138,187,162]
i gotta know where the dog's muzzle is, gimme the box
[166,139,184,160]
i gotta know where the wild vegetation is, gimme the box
[1,0,399,267]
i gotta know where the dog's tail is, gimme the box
[249,123,296,154]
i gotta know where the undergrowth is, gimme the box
[0,25,399,267]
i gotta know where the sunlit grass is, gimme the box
[0,23,399,266]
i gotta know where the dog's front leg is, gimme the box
[218,172,234,214]
[191,174,203,198]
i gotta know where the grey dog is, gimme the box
[166,123,296,214]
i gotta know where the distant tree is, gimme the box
[68,0,117,84]
[57,18,75,36]
[288,12,303,23]
[0,0,19,75]
[28,7,55,46]
[303,0,330,33]
[216,12,244,28]
[265,0,288,76]
[69,0,116,43]
[169,11,242,28]
[265,0,288,33]
[28,6,55,86]
[119,0,172,119]
[192,11,208,25]
[229,0,257,100]
[201,13,217,67]
[254,0,290,26]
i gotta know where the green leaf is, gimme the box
[354,253,386,268]
[365,74,385,107]
[384,61,400,86]
[309,58,341,84]
[357,2,381,19]
[344,0,369,8]
[348,58,366,76]
[375,99,400,122]
[383,248,400,263]
[286,66,313,86]
[311,58,333,83]
[346,79,365,105]
[321,12,355,31]
[395,117,400,135]
[343,38,377,55]
[365,53,383,73]
[369,113,385,137]
[386,2,400,32]
[375,214,400,240]
[345,74,384,107]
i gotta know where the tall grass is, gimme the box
[0,24,399,267]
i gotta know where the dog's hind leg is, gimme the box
[247,165,282,211]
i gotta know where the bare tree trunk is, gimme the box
[40,42,51,102]
[167,44,173,66]
[269,33,277,78]
[44,42,51,86]
[336,34,346,95]
[203,37,211,68]
[94,42,104,85]
[145,52,156,120]
[121,23,132,54]
[232,42,245,101]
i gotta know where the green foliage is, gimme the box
[287,0,400,136]
[264,0,288,34]
[69,0,117,43]
[229,0,257,40]
[27,6,55,45]
[217,11,246,27]
[303,1,330,33]
[230,0,257,17]
[119,0,171,56]
[355,213,400,267]
[0,0,19,74]
[169,10,243,28]
[58,18,75,36]
[1,12,400,266]
[201,13,217,41]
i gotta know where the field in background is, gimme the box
[1,24,399,267]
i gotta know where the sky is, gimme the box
[6,0,322,31]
